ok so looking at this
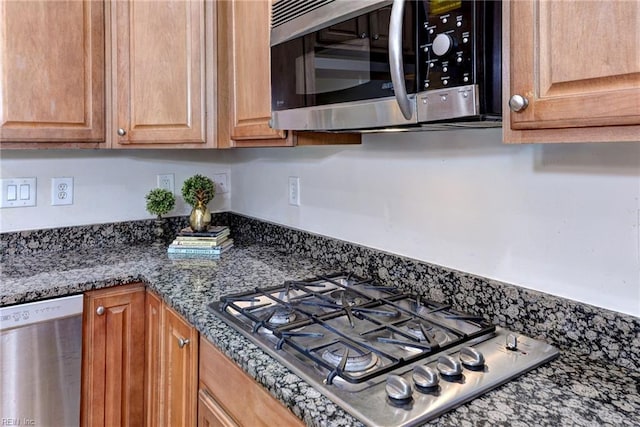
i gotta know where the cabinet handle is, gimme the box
[117,128,127,136]
[508,95,529,112]
[96,306,105,316]
[178,337,190,348]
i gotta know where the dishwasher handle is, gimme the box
[0,294,84,331]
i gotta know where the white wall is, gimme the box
[1,133,638,317]
[0,150,232,231]
[228,129,640,317]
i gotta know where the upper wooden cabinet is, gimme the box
[109,0,216,147]
[216,0,360,148]
[503,0,640,143]
[217,0,289,147]
[0,0,105,147]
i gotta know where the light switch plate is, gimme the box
[0,178,37,208]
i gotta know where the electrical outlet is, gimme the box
[157,174,175,194]
[51,177,73,206]
[212,173,229,194]
[288,176,300,206]
[0,178,37,208]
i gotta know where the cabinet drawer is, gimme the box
[199,337,303,427]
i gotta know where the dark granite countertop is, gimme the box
[1,243,638,427]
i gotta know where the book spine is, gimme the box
[167,246,224,255]
[174,235,229,242]
[177,230,230,238]
[171,240,228,247]
[168,253,221,260]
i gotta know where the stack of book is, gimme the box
[167,225,233,259]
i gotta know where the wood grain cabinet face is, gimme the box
[0,0,104,145]
[81,284,146,427]
[504,0,640,143]
[197,389,238,427]
[216,0,360,148]
[217,0,289,146]
[198,337,304,427]
[145,291,199,427]
[110,0,214,147]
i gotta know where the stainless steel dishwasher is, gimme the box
[1,294,83,426]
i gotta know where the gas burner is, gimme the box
[321,347,378,373]
[268,307,297,325]
[404,320,452,346]
[209,271,559,427]
[328,290,366,307]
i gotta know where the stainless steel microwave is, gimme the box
[270,0,502,132]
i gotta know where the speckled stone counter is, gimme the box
[1,240,638,427]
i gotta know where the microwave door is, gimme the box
[270,1,418,131]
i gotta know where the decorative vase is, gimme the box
[189,200,211,232]
[152,218,166,246]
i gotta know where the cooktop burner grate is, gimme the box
[209,272,559,427]
[216,272,495,384]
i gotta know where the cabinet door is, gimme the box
[197,389,238,427]
[217,0,360,148]
[81,284,145,427]
[0,0,104,146]
[504,0,640,143]
[111,0,213,147]
[162,304,199,426]
[144,291,163,427]
[218,0,289,145]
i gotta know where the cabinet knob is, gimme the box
[178,337,190,348]
[508,95,529,112]
[117,128,127,136]
[96,306,105,316]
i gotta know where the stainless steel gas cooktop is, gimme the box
[208,272,559,427]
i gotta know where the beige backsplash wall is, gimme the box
[0,149,232,231]
[1,129,638,317]
[227,129,640,317]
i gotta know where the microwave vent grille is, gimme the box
[272,0,336,28]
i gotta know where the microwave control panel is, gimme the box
[420,0,476,91]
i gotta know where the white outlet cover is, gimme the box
[288,176,300,206]
[157,173,175,194]
[51,177,73,206]
[213,173,229,194]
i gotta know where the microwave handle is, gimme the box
[389,0,413,120]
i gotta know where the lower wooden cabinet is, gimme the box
[198,337,304,427]
[81,283,146,427]
[84,285,300,427]
[198,388,238,427]
[146,291,199,427]
[82,286,198,427]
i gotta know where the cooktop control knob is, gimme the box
[459,346,485,368]
[506,333,518,351]
[385,375,413,401]
[413,365,439,389]
[432,33,453,57]
[437,355,462,377]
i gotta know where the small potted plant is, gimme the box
[145,188,176,245]
[181,174,215,231]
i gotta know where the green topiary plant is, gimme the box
[145,188,176,219]
[181,174,215,207]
